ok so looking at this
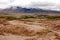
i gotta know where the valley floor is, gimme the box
[0,19,60,40]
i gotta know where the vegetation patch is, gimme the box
[0,15,60,20]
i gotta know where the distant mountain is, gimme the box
[1,6,60,13]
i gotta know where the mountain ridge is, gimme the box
[1,6,60,13]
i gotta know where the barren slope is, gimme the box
[0,19,60,40]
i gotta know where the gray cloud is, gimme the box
[0,2,8,4]
[28,2,55,8]
[25,2,60,10]
[32,2,54,6]
[0,0,60,11]
[10,0,14,3]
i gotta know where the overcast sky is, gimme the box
[0,0,60,11]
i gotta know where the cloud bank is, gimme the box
[0,0,60,11]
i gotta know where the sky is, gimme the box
[0,0,60,11]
